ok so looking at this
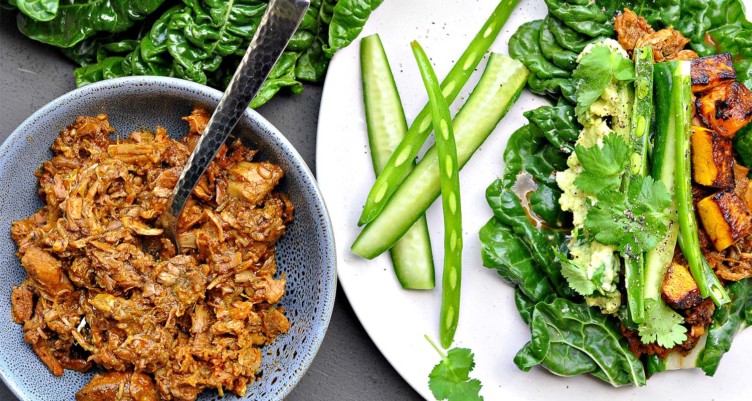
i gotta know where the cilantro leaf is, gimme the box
[574,133,630,195]
[573,45,635,118]
[638,298,688,348]
[427,336,483,401]
[584,176,672,257]
[555,249,596,296]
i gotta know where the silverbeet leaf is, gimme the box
[479,218,555,303]
[15,0,59,22]
[514,298,646,387]
[323,0,383,57]
[17,0,167,48]
[18,0,380,108]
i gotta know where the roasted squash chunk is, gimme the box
[696,81,752,138]
[697,190,752,251]
[690,53,736,93]
[690,126,734,188]
[662,262,703,309]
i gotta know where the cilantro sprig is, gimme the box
[638,298,687,348]
[426,336,484,401]
[572,45,635,118]
[574,133,671,256]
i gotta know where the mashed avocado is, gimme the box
[556,39,634,314]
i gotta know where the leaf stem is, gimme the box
[425,334,447,360]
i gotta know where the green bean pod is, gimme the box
[357,0,521,226]
[412,41,463,349]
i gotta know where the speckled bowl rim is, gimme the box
[0,76,337,401]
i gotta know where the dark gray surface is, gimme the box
[0,9,421,401]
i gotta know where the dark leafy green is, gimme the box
[508,20,570,80]
[479,218,555,303]
[17,0,167,48]
[544,0,614,38]
[734,126,752,169]
[526,74,576,103]
[547,15,594,53]
[539,16,577,70]
[323,0,383,57]
[525,104,579,153]
[484,123,573,298]
[15,0,59,21]
[9,0,380,107]
[699,278,752,375]
[514,298,646,386]
[514,289,536,326]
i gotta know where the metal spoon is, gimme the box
[160,0,310,251]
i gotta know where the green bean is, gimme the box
[357,0,521,226]
[672,60,730,307]
[412,41,463,349]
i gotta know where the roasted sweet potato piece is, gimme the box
[662,262,703,309]
[697,190,752,251]
[690,53,736,93]
[696,81,752,138]
[691,126,735,188]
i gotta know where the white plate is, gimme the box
[316,1,752,400]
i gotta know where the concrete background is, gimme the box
[0,8,422,401]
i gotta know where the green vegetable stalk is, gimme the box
[356,0,521,226]
[411,41,463,349]
[624,46,653,324]
[672,60,731,307]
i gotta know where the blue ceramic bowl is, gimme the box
[0,77,336,401]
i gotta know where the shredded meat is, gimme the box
[614,8,694,62]
[614,9,654,52]
[10,107,292,401]
[634,27,691,62]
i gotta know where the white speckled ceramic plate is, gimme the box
[316,0,752,400]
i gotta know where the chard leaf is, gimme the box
[515,298,646,386]
[480,218,555,303]
[17,0,166,48]
[15,0,59,22]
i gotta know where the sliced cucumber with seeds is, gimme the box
[351,53,529,259]
[361,34,435,290]
[357,0,522,226]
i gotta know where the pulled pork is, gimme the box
[10,107,292,401]
[614,8,698,62]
